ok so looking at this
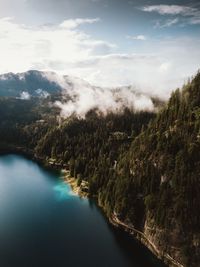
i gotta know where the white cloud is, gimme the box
[0,16,199,105]
[59,18,100,29]
[0,17,112,74]
[54,79,155,118]
[141,5,196,16]
[127,35,146,40]
[67,35,200,99]
[39,71,155,118]
[140,4,200,26]
[155,18,179,28]
[159,62,171,73]
[19,91,31,100]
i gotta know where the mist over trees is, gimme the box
[0,71,200,267]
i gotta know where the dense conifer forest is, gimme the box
[0,72,200,267]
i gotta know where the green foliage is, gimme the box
[1,72,200,266]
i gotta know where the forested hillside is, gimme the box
[0,96,60,150]
[103,73,200,267]
[35,73,200,267]
[35,109,155,184]
[0,72,200,267]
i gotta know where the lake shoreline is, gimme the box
[0,148,181,267]
[60,170,89,198]
[1,154,156,267]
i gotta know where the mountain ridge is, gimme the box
[0,70,199,267]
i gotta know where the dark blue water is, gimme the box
[0,155,165,267]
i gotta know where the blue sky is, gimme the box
[0,0,199,96]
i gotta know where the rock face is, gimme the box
[109,211,185,267]
[143,214,184,267]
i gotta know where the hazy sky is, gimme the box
[0,0,200,96]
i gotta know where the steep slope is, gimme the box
[0,71,199,267]
[107,72,200,267]
[35,73,200,267]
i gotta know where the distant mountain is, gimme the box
[0,70,62,98]
[0,70,98,98]
[0,70,163,117]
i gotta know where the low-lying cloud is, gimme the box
[43,72,155,118]
[19,91,31,100]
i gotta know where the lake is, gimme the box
[0,154,165,267]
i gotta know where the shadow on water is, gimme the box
[88,199,167,267]
[0,154,168,267]
[30,155,168,267]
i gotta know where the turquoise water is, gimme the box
[0,154,165,267]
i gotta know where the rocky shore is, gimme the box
[60,169,89,198]
[0,148,185,267]
[109,213,184,267]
